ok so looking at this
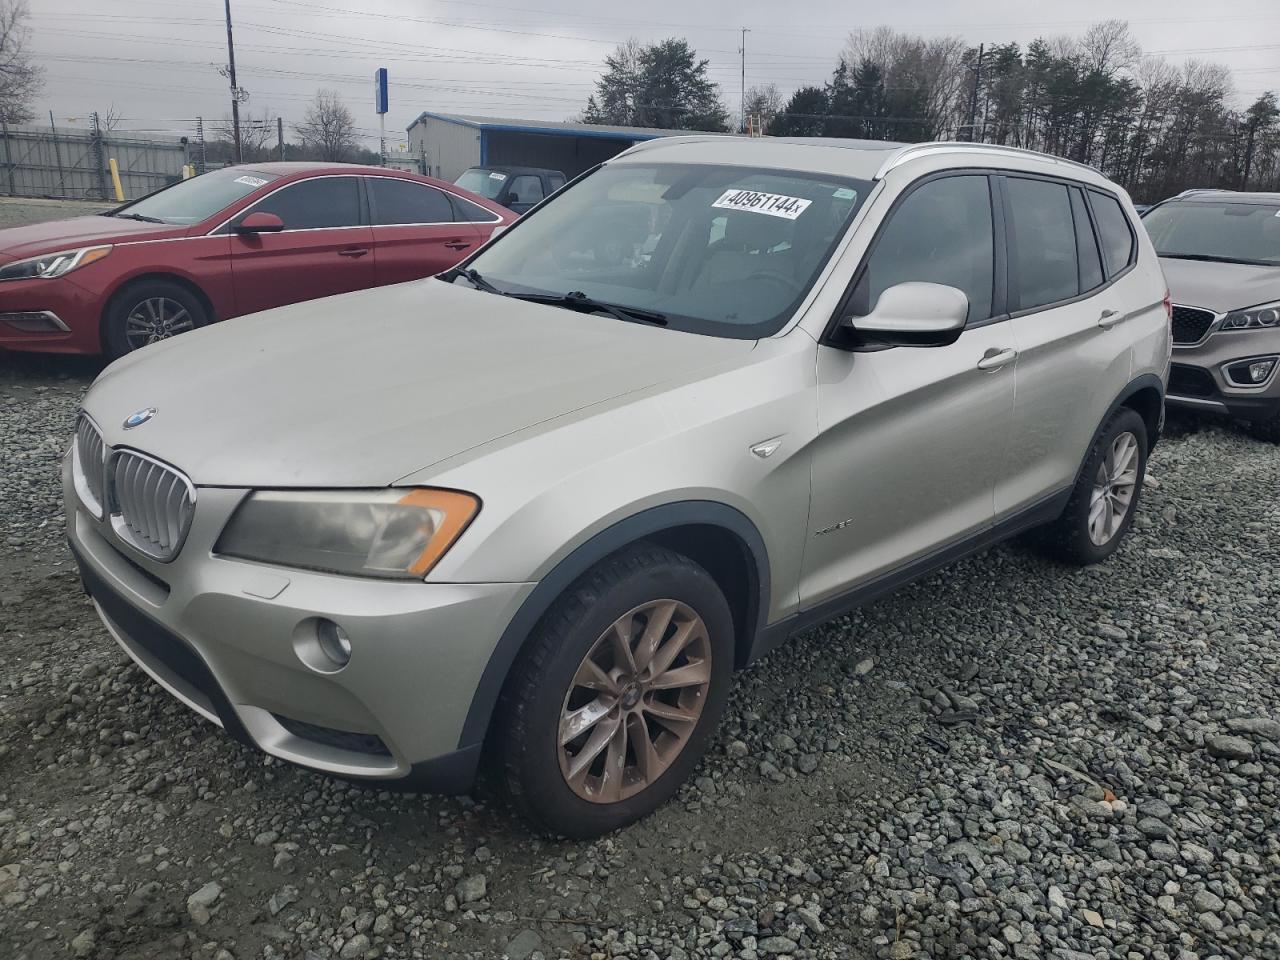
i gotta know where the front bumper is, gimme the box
[64,455,533,791]
[0,275,102,353]
[1167,325,1280,423]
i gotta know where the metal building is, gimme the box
[406,112,726,181]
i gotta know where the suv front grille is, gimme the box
[1170,305,1216,345]
[74,415,196,562]
[109,450,196,561]
[73,415,107,517]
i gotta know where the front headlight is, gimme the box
[215,488,480,579]
[0,245,113,282]
[1221,300,1280,331]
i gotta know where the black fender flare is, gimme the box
[1073,373,1166,486]
[456,500,771,749]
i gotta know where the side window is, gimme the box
[509,175,545,205]
[1088,190,1136,276]
[369,178,453,225]
[448,194,500,223]
[1006,177,1078,311]
[852,174,994,323]
[1070,187,1104,293]
[250,177,361,230]
[547,173,567,193]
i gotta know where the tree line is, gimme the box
[583,22,1280,201]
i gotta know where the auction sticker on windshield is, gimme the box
[234,175,269,188]
[712,189,811,220]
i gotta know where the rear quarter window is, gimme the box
[1089,190,1136,276]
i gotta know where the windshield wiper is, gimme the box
[448,267,505,295]
[513,290,668,326]
[1160,253,1278,267]
[111,212,166,224]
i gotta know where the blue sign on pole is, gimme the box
[374,68,389,115]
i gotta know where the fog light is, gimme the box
[1248,359,1276,383]
[316,619,352,668]
[1225,357,1278,387]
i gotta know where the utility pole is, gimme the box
[49,111,67,197]
[739,28,750,135]
[964,43,984,142]
[90,112,108,200]
[277,116,285,161]
[223,0,242,163]
[195,116,207,174]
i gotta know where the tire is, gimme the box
[1244,412,1280,443]
[1040,406,1148,565]
[103,280,209,360]
[495,543,734,838]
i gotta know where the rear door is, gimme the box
[366,176,484,284]
[995,176,1138,516]
[227,175,374,315]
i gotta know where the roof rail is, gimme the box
[1173,188,1233,198]
[875,141,1101,179]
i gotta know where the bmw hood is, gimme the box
[82,279,756,487]
[1160,256,1280,313]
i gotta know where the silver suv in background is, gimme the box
[65,137,1170,837]
[1141,190,1280,441]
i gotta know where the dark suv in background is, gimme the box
[455,165,567,214]
[1142,190,1280,440]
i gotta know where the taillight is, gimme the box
[1162,290,1172,320]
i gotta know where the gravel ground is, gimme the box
[1,343,1278,960]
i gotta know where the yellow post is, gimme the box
[107,157,125,201]
[182,164,195,179]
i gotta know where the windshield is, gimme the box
[460,162,870,338]
[114,168,282,225]
[456,168,508,200]
[1143,200,1280,266]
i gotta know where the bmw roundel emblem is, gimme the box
[123,407,157,429]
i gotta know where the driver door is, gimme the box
[800,173,1017,606]
[228,175,375,316]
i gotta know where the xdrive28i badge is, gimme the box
[122,407,157,429]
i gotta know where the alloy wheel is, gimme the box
[558,599,712,803]
[125,297,194,350]
[1088,430,1139,546]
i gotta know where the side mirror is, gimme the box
[843,281,968,347]
[235,211,285,234]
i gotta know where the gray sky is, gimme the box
[29,0,1280,149]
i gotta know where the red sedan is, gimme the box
[0,163,514,357]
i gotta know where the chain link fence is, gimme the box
[0,121,190,202]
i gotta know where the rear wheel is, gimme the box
[1041,407,1148,565]
[496,544,733,837]
[103,280,208,359]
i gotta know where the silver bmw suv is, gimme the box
[65,137,1170,836]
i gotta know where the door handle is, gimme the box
[1098,309,1121,329]
[977,347,1018,371]
[338,247,369,258]
[443,239,472,250]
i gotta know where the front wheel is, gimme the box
[495,544,733,838]
[103,280,209,359]
[1041,407,1148,565]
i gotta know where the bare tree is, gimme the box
[97,104,123,132]
[214,108,277,161]
[0,0,41,124]
[293,90,356,162]
[743,84,783,133]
